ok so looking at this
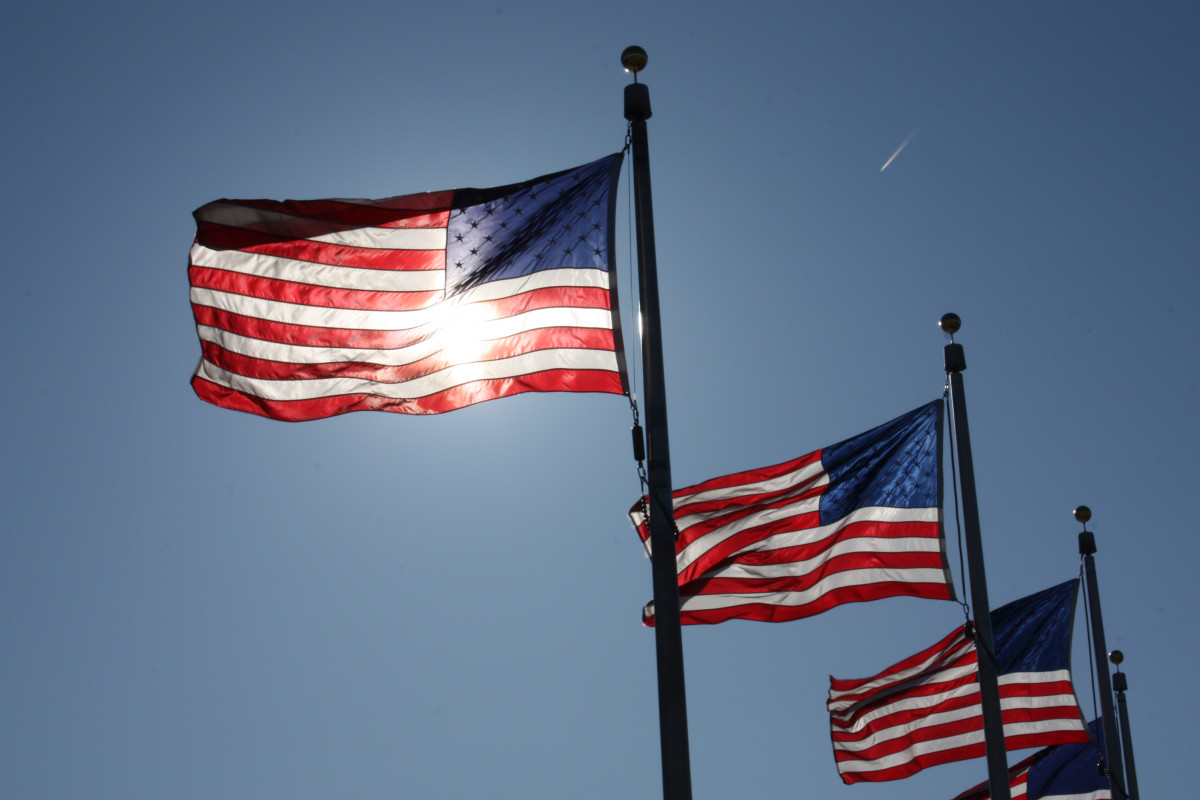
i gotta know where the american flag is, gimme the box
[189,154,627,420]
[828,580,1091,784]
[631,401,953,625]
[950,719,1112,800]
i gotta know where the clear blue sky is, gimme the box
[3,2,1196,798]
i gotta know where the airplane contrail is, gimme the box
[880,129,918,172]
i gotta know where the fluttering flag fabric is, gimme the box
[828,580,1091,784]
[631,400,953,625]
[950,719,1112,800]
[189,154,628,420]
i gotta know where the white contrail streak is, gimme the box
[880,129,918,172]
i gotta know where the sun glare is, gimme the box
[428,301,496,366]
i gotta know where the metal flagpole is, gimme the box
[940,314,1012,800]
[622,46,693,800]
[1074,506,1127,798]
[1109,650,1140,800]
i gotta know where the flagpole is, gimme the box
[622,46,693,800]
[940,314,1012,800]
[1109,650,1140,800]
[1074,506,1127,797]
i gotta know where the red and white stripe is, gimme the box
[189,194,623,420]
[630,449,950,625]
[828,627,1089,783]
[950,753,1037,800]
[949,750,1112,800]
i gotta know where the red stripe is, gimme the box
[482,284,613,314]
[673,450,824,496]
[830,661,978,715]
[673,484,827,549]
[675,510,822,583]
[192,280,612,320]
[704,520,941,572]
[192,370,625,420]
[834,711,983,755]
[834,693,1084,741]
[831,682,980,738]
[685,549,948,598]
[951,755,1038,800]
[200,326,618,383]
[192,305,430,350]
[197,223,446,271]
[836,712,988,757]
[676,518,940,588]
[840,740,986,784]
[190,266,443,312]
[836,716,1089,785]
[831,675,1089,784]
[1002,728,1090,750]
[829,628,970,694]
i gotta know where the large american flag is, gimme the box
[189,154,627,420]
[950,719,1112,800]
[828,580,1091,784]
[631,401,954,625]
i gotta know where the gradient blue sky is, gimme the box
[3,2,1196,798]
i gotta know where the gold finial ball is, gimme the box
[1109,649,1125,665]
[1073,505,1092,524]
[939,313,961,335]
[621,46,648,74]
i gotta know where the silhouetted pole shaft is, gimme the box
[944,342,1011,800]
[626,79,693,800]
[1079,532,1125,796]
[1113,671,1139,800]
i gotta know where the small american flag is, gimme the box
[189,154,627,420]
[631,401,953,625]
[828,580,1091,784]
[950,719,1112,800]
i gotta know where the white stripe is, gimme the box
[676,505,938,575]
[677,567,951,611]
[198,202,447,250]
[196,348,620,400]
[1041,792,1110,800]
[836,687,981,745]
[998,717,1088,738]
[834,690,1083,752]
[833,673,1080,736]
[674,488,822,538]
[672,458,828,509]
[828,635,973,712]
[674,494,822,570]
[190,268,611,331]
[837,728,986,772]
[453,267,612,300]
[1001,693,1083,713]
[192,286,436,330]
[1000,669,1073,686]
[197,306,617,365]
[754,506,939,552]
[832,670,979,730]
[834,723,1092,775]
[700,537,945,581]
[190,243,446,293]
